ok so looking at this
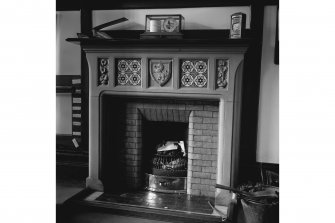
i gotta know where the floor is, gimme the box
[66,212,171,223]
[56,178,85,205]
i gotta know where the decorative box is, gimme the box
[140,14,184,39]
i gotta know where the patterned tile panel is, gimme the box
[116,58,142,86]
[216,59,229,89]
[180,59,208,88]
[98,58,109,86]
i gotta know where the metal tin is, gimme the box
[230,13,246,39]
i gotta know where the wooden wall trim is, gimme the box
[57,0,278,11]
[80,9,92,152]
[237,3,265,184]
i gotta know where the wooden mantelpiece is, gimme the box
[69,36,248,206]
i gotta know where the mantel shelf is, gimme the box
[66,29,252,48]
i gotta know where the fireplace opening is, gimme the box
[101,96,219,197]
[142,120,188,193]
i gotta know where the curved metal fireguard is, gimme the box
[145,173,187,193]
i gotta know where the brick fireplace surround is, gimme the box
[102,97,219,197]
[83,43,247,206]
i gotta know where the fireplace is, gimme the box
[82,43,247,207]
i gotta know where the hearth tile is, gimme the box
[94,191,216,215]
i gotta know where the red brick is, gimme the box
[191,184,209,191]
[126,113,138,120]
[211,149,218,155]
[203,118,217,124]
[202,130,218,136]
[150,109,157,121]
[126,137,137,143]
[211,174,217,180]
[193,147,203,154]
[126,160,139,166]
[161,109,168,121]
[193,142,203,148]
[191,178,201,184]
[193,171,211,179]
[200,179,211,185]
[201,136,213,142]
[125,131,136,137]
[173,110,179,122]
[204,105,219,112]
[200,148,212,155]
[126,149,139,155]
[189,153,201,160]
[193,160,212,167]
[193,184,211,191]
[125,154,136,160]
[193,123,213,130]
[190,117,203,123]
[167,110,174,121]
[212,124,219,131]
[202,154,217,161]
[202,166,216,173]
[203,142,217,149]
[194,111,212,118]
[178,104,186,110]
[125,142,136,148]
[186,104,204,110]
[192,129,203,136]
[191,165,201,172]
[126,125,137,131]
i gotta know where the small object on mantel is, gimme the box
[230,12,246,39]
[141,14,184,39]
[91,17,129,39]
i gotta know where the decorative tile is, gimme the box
[194,74,207,87]
[116,58,142,86]
[181,74,194,87]
[129,73,141,85]
[216,59,229,89]
[180,59,208,88]
[98,58,109,86]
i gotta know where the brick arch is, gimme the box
[138,108,191,123]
